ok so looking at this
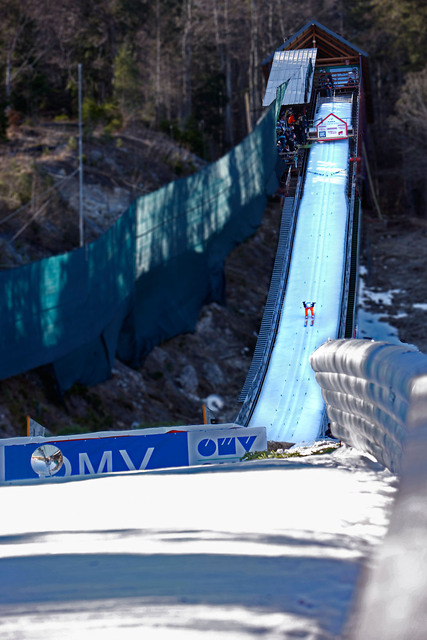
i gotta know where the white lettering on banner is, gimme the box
[79,451,113,475]
[192,435,257,458]
[77,448,155,475]
[62,455,72,476]
[187,427,266,466]
[197,435,258,458]
[119,448,155,470]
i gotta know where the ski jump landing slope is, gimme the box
[248,100,352,444]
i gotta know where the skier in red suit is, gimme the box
[303,301,315,319]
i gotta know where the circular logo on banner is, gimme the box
[31,444,64,477]
[197,438,217,457]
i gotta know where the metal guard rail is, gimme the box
[338,90,360,339]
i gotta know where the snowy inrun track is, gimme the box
[249,100,352,443]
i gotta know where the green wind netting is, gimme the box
[275,80,289,124]
[0,104,279,392]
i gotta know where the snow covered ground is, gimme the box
[357,266,406,344]
[0,445,397,640]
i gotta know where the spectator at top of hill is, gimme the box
[319,69,327,95]
[348,68,359,85]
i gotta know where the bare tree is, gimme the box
[155,0,162,125]
[181,0,193,124]
[212,0,234,146]
[391,66,427,216]
[247,0,260,129]
[394,67,427,149]
[0,0,52,106]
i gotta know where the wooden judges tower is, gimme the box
[262,20,373,123]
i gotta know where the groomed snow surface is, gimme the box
[249,100,352,444]
[0,445,397,640]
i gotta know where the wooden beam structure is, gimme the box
[262,21,368,75]
[261,20,372,121]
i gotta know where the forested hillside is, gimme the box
[1,0,426,217]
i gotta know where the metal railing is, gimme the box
[338,89,360,338]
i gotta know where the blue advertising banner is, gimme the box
[0,424,267,483]
[0,432,188,482]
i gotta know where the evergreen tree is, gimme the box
[113,43,141,119]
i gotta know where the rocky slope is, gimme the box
[360,214,427,353]
[0,122,280,437]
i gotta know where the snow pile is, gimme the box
[0,444,397,639]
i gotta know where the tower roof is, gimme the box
[262,20,368,68]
